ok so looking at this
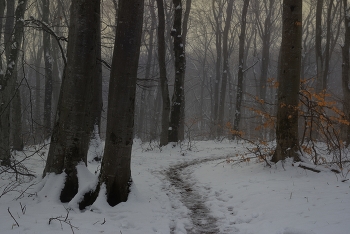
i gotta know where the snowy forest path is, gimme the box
[164,156,231,234]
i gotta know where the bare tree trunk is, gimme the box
[96,0,144,207]
[9,0,23,151]
[233,0,250,138]
[4,0,14,59]
[0,0,5,69]
[0,0,27,165]
[217,0,233,137]
[138,1,155,140]
[51,43,60,118]
[253,0,275,140]
[164,1,175,67]
[43,0,101,202]
[200,52,208,133]
[258,0,274,101]
[342,0,350,146]
[0,86,11,165]
[314,0,334,140]
[34,46,43,139]
[168,0,186,143]
[272,0,302,162]
[178,0,191,141]
[150,82,162,141]
[112,0,118,34]
[51,3,63,121]
[12,67,23,151]
[5,0,22,149]
[42,0,53,139]
[315,0,324,93]
[156,0,170,146]
[322,0,334,91]
[212,1,222,138]
[92,6,103,135]
[145,61,159,141]
[300,4,313,83]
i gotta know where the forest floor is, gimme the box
[0,140,350,234]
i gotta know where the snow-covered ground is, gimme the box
[0,140,349,234]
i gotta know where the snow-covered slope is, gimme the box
[0,140,349,234]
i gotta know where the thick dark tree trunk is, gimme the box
[272,0,302,162]
[0,0,5,69]
[156,0,170,146]
[43,0,101,203]
[168,0,186,143]
[233,0,250,138]
[0,0,27,165]
[6,0,22,150]
[342,0,350,146]
[4,0,14,60]
[9,0,23,151]
[217,0,233,137]
[178,0,191,141]
[97,0,144,206]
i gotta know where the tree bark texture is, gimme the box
[254,0,274,140]
[0,0,5,69]
[272,0,302,162]
[51,30,60,118]
[43,0,101,203]
[42,0,53,139]
[34,46,43,138]
[341,0,350,146]
[177,0,192,141]
[12,68,23,151]
[212,1,222,138]
[89,5,103,135]
[9,0,23,151]
[51,1,64,117]
[4,0,14,60]
[0,0,27,165]
[5,0,21,149]
[322,0,334,91]
[98,0,144,206]
[138,2,155,140]
[217,0,233,137]
[258,0,274,101]
[233,0,250,138]
[315,0,324,93]
[156,0,171,146]
[168,0,186,143]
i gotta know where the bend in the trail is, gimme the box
[165,156,229,234]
